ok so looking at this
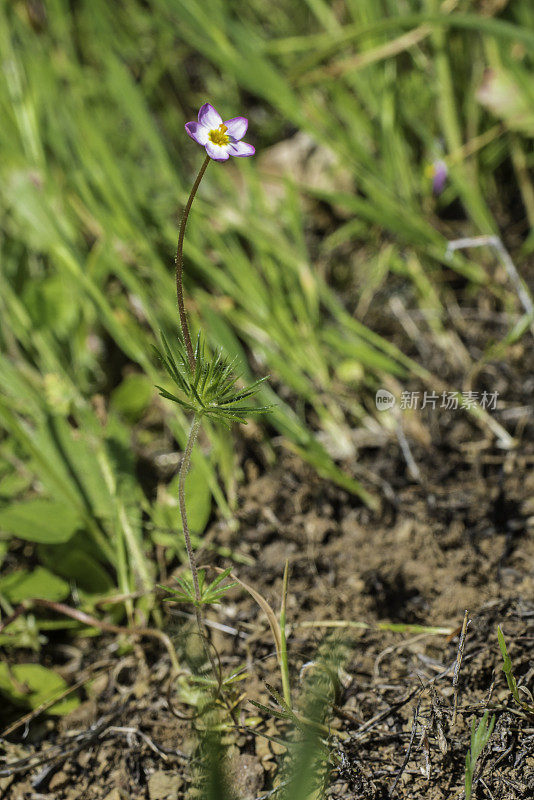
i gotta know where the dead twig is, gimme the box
[0,664,112,739]
[446,236,534,333]
[0,706,124,779]
[391,697,421,793]
[350,687,420,739]
[452,610,470,726]
[101,726,171,760]
[0,598,179,674]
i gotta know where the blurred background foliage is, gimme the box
[0,0,532,669]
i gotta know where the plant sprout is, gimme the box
[464,710,495,800]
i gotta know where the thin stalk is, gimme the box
[178,414,203,606]
[174,160,232,705]
[280,559,291,708]
[178,413,220,683]
[175,154,211,370]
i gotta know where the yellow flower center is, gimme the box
[208,123,229,146]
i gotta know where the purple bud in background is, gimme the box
[432,160,448,195]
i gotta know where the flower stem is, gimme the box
[178,413,220,681]
[178,413,203,606]
[175,154,211,371]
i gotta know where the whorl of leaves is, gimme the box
[153,331,270,427]
[159,567,237,608]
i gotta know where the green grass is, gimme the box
[0,0,533,633]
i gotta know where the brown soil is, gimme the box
[2,433,533,799]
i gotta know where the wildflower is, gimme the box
[185,103,255,162]
[430,159,448,195]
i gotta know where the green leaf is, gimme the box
[0,663,79,715]
[0,566,70,603]
[180,463,212,535]
[153,463,212,541]
[0,541,8,570]
[38,541,114,594]
[33,416,115,521]
[176,466,211,533]
[0,499,80,544]
[57,551,115,594]
[0,470,33,500]
[23,276,78,334]
[249,699,293,721]
[110,373,154,420]
[206,567,233,591]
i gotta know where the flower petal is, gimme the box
[228,140,255,157]
[185,121,209,146]
[205,141,230,161]
[223,116,248,140]
[198,103,222,129]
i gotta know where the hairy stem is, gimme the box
[178,414,203,605]
[178,414,220,682]
[175,154,211,371]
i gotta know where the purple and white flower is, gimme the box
[185,103,255,162]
